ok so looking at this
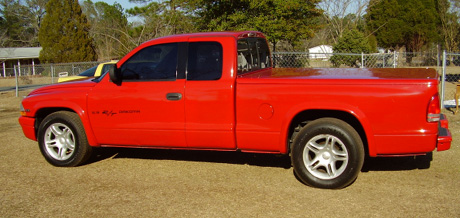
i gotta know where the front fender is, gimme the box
[33,101,98,147]
[21,88,99,147]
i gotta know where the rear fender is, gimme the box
[281,101,376,156]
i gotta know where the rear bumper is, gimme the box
[18,116,37,141]
[437,114,452,151]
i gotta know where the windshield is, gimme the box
[93,64,113,82]
[78,66,98,77]
[101,64,115,76]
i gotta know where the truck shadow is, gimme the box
[89,147,292,169]
[88,148,433,172]
[362,152,433,172]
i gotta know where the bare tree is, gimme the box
[25,0,48,46]
[317,0,370,44]
[124,0,195,50]
[439,0,460,52]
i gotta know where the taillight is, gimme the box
[427,94,440,122]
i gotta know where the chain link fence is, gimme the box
[0,61,102,94]
[272,51,444,68]
[442,53,460,109]
[2,52,460,109]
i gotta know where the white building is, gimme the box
[308,45,333,60]
[0,47,42,77]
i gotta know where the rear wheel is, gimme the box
[38,111,92,167]
[291,118,364,189]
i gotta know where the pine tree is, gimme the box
[330,29,371,67]
[39,0,96,63]
[365,0,440,53]
[189,0,323,51]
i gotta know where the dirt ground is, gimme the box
[0,88,459,218]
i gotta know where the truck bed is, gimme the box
[238,68,438,81]
[236,67,440,156]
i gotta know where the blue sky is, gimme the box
[99,0,145,10]
[95,0,149,22]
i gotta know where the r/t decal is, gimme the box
[91,109,141,116]
[102,110,117,116]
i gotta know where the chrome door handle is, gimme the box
[166,93,182,101]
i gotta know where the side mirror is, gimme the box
[109,64,122,85]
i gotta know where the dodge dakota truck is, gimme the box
[19,31,452,189]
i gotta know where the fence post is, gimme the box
[14,65,18,97]
[361,52,364,68]
[2,61,5,77]
[393,51,396,68]
[441,50,447,109]
[32,59,36,75]
[437,45,440,68]
[17,60,21,77]
[51,64,54,84]
[382,54,385,68]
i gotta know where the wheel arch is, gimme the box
[34,107,99,147]
[284,109,374,157]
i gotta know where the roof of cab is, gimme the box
[143,31,265,44]
[118,31,266,65]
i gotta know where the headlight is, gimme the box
[19,103,30,116]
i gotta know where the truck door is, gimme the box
[87,42,187,147]
[184,38,236,149]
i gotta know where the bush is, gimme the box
[331,29,371,68]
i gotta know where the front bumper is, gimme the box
[18,116,37,141]
[437,114,452,151]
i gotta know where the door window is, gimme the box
[121,43,178,81]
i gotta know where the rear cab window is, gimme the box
[187,42,223,81]
[237,37,271,75]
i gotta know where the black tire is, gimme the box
[291,118,364,189]
[37,111,92,167]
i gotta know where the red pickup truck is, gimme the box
[19,31,452,189]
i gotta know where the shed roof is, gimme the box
[0,47,41,60]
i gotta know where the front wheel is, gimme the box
[38,111,92,167]
[291,118,364,189]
